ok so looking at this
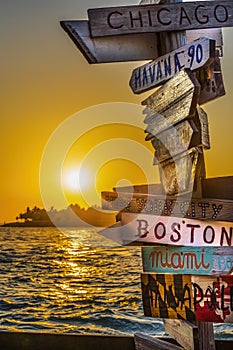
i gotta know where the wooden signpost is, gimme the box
[60,21,223,63]
[141,273,233,323]
[121,212,233,247]
[102,190,233,222]
[87,1,233,37]
[158,147,200,195]
[61,0,233,349]
[162,321,199,350]
[143,69,200,136]
[130,37,215,93]
[151,107,210,164]
[142,246,233,275]
[60,20,160,63]
[196,52,226,104]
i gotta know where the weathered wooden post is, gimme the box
[61,1,233,349]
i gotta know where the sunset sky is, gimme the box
[1,0,233,223]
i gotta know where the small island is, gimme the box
[1,204,117,228]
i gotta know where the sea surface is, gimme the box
[0,227,232,339]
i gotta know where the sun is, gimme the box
[63,168,80,191]
[61,165,93,194]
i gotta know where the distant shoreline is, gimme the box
[0,221,91,228]
[1,205,117,228]
[1,221,55,228]
[0,220,113,228]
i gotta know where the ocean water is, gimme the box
[0,227,232,339]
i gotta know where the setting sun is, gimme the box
[62,168,80,192]
[62,166,92,194]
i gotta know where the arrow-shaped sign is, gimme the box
[152,120,195,164]
[60,20,223,64]
[121,212,233,246]
[130,37,215,94]
[151,106,210,164]
[143,69,200,137]
[60,20,159,63]
[141,246,233,275]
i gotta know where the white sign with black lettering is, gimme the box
[121,213,233,247]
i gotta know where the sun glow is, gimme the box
[63,168,80,191]
[62,166,91,193]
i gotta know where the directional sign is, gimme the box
[187,27,223,57]
[141,274,233,323]
[60,20,159,63]
[151,107,210,164]
[60,22,223,64]
[88,1,233,37]
[101,191,233,222]
[152,120,194,163]
[121,212,233,246]
[130,37,215,94]
[158,147,200,195]
[142,246,233,275]
[143,69,200,137]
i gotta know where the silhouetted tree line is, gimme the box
[12,204,116,227]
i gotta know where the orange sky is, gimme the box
[1,0,233,223]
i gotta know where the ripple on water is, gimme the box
[0,227,232,339]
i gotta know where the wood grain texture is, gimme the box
[134,332,181,350]
[187,28,223,57]
[1,331,232,350]
[158,147,199,195]
[121,212,233,246]
[101,191,233,222]
[141,274,233,323]
[157,0,186,56]
[196,53,226,105]
[202,176,233,200]
[197,322,216,350]
[152,120,194,164]
[60,20,223,65]
[88,1,233,37]
[142,246,233,275]
[163,319,199,350]
[143,70,200,137]
[192,107,210,150]
[130,37,215,94]
[60,20,159,63]
[151,107,210,164]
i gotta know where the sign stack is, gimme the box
[61,1,233,349]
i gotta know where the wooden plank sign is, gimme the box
[191,107,210,150]
[142,246,233,275]
[152,120,194,163]
[134,332,182,350]
[88,1,233,37]
[158,147,199,195]
[121,212,233,246]
[141,274,233,323]
[60,20,160,63]
[130,37,215,94]
[143,69,200,137]
[60,23,223,64]
[187,28,223,57]
[196,52,226,105]
[151,107,210,164]
[101,191,233,222]
[163,320,199,350]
